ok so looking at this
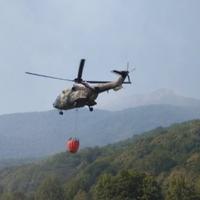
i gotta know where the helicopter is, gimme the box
[26,59,132,115]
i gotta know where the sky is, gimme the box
[0,0,199,114]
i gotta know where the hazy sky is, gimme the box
[0,0,199,114]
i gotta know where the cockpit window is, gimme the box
[61,89,71,96]
[72,86,76,91]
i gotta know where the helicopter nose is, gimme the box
[53,102,57,108]
[53,97,60,109]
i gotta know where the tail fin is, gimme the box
[112,70,128,77]
[112,70,131,84]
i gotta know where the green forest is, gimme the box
[1,120,200,199]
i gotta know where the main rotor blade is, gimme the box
[86,80,111,84]
[25,72,73,82]
[76,59,85,82]
[86,80,131,84]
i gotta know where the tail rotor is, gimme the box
[112,62,135,84]
[126,62,136,83]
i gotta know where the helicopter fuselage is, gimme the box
[53,74,128,112]
[53,84,98,111]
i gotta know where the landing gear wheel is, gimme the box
[59,111,64,115]
[89,107,94,112]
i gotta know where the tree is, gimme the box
[73,190,89,200]
[0,192,26,200]
[0,186,3,199]
[92,173,114,200]
[142,176,163,200]
[166,172,198,200]
[93,170,162,200]
[0,193,13,200]
[35,176,65,200]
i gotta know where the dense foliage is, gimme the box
[92,171,162,200]
[1,120,200,199]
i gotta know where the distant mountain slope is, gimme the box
[1,120,200,198]
[0,104,200,159]
[101,89,200,110]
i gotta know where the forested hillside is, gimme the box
[1,120,200,199]
[1,104,200,160]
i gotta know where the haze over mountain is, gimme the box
[99,88,200,110]
[0,91,200,160]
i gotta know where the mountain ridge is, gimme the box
[0,104,200,160]
[100,88,200,110]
